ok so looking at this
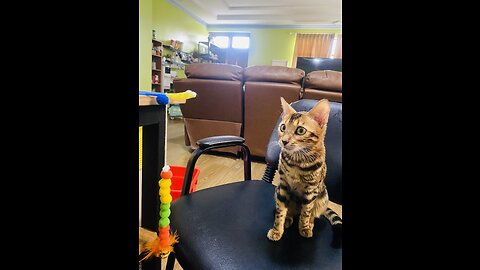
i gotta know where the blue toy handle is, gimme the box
[139,91,169,105]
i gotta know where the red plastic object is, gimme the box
[169,165,200,201]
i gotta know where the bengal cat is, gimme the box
[267,97,342,242]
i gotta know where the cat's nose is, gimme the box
[282,140,289,146]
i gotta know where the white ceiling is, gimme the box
[168,0,342,28]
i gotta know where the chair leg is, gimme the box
[165,252,176,270]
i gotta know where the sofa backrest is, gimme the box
[174,63,244,123]
[244,65,304,85]
[302,70,342,102]
[243,65,305,157]
[185,63,244,81]
[173,63,244,154]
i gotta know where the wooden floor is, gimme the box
[144,118,342,270]
[166,118,272,189]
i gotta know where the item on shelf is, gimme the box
[163,74,172,89]
[152,39,163,92]
[176,41,183,50]
[168,39,183,50]
[168,104,183,119]
[152,75,159,84]
[179,52,188,61]
[151,46,161,56]
[152,30,156,40]
[198,42,208,54]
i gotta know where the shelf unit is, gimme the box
[162,45,193,69]
[162,43,192,95]
[197,41,224,63]
[152,39,163,92]
[162,43,192,120]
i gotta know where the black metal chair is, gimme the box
[166,99,342,270]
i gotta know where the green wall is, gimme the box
[139,0,152,91]
[139,0,209,90]
[152,0,208,79]
[207,27,342,67]
[140,0,342,89]
[152,1,208,53]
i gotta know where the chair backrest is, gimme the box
[265,99,342,204]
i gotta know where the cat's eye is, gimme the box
[295,126,307,135]
[279,124,286,132]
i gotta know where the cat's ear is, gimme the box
[280,97,296,116]
[308,99,330,128]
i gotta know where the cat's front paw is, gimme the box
[299,227,313,238]
[267,228,283,241]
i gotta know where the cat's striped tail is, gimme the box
[324,208,342,226]
[323,207,342,248]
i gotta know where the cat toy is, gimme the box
[139,90,197,105]
[141,165,179,261]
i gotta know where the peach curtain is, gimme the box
[333,34,342,59]
[292,33,335,67]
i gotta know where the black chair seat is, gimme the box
[170,180,342,270]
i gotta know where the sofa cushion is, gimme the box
[304,70,342,92]
[173,78,243,123]
[185,63,243,81]
[244,65,304,85]
[302,89,342,102]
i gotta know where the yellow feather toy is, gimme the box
[165,90,197,102]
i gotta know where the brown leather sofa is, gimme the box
[302,70,342,102]
[173,64,341,159]
[243,66,305,157]
[173,63,244,154]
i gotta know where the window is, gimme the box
[232,36,250,49]
[292,33,342,67]
[208,32,251,68]
[211,36,229,48]
[329,37,338,58]
[329,34,342,59]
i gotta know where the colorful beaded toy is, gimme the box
[141,165,179,260]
